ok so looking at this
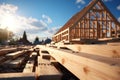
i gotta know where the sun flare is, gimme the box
[1,14,17,31]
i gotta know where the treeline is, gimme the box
[0,29,51,45]
[0,28,13,45]
[33,37,51,45]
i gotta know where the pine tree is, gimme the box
[34,36,40,45]
[44,38,51,44]
[23,31,27,40]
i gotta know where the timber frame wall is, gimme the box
[53,0,120,43]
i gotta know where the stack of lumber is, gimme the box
[0,50,27,69]
[37,56,62,80]
[0,73,35,80]
[23,52,37,73]
[0,56,6,64]
[1,57,26,68]
[0,48,17,56]
[5,51,25,59]
[37,45,120,80]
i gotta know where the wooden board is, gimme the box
[37,57,62,80]
[23,63,34,73]
[5,51,25,59]
[107,42,120,46]
[64,44,120,58]
[23,52,37,73]
[1,57,25,68]
[0,73,35,80]
[0,48,17,56]
[0,56,6,64]
[37,45,120,80]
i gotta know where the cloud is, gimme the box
[0,3,54,42]
[48,26,60,35]
[0,3,18,14]
[42,14,52,24]
[27,26,61,42]
[75,0,85,9]
[118,17,120,22]
[117,5,120,10]
[76,0,85,4]
[0,4,42,32]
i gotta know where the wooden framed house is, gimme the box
[52,0,120,44]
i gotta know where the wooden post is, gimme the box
[115,24,117,37]
[89,12,90,39]
[83,18,85,39]
[105,11,107,38]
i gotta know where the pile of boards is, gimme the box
[37,43,120,80]
[0,47,31,73]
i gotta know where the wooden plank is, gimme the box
[1,57,25,68]
[17,46,32,51]
[8,57,25,68]
[37,45,120,80]
[0,48,17,56]
[107,42,120,46]
[23,52,37,73]
[37,57,62,80]
[23,63,34,73]
[0,73,35,80]
[0,56,6,64]
[64,44,120,58]
[5,51,25,59]
[30,52,37,59]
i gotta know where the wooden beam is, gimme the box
[105,11,107,37]
[23,52,37,73]
[0,56,26,69]
[88,12,90,39]
[65,44,120,58]
[0,48,17,56]
[37,56,62,80]
[37,45,120,80]
[7,57,25,68]
[5,51,25,59]
[0,73,35,80]
[92,9,105,12]
[0,56,6,64]
[109,21,112,37]
[115,24,117,37]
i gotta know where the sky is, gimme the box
[0,0,120,42]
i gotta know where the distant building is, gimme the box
[52,0,120,44]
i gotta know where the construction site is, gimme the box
[0,0,120,80]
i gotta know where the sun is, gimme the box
[1,14,17,31]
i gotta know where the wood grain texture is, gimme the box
[0,73,35,80]
[37,56,62,80]
[37,45,120,80]
[65,44,120,58]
